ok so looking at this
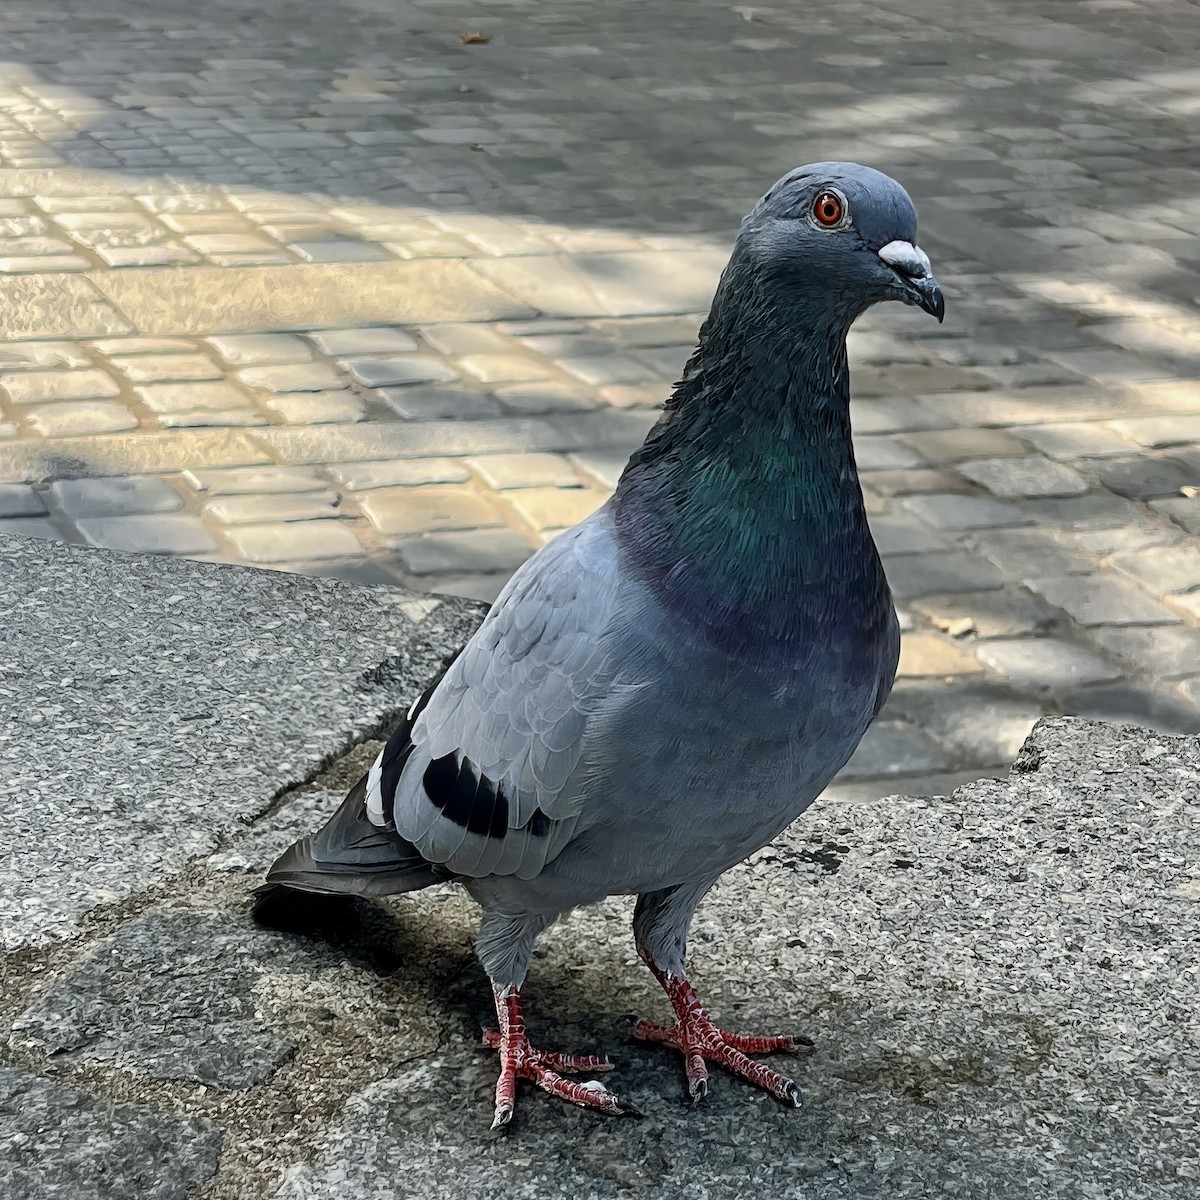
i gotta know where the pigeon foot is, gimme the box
[635,967,810,1106]
[484,984,632,1128]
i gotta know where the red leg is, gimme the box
[483,984,633,1129]
[634,962,811,1106]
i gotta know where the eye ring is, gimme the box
[812,189,846,227]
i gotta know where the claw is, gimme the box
[636,965,808,1108]
[485,984,624,1125]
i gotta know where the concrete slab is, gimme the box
[264,717,1199,1200]
[0,535,484,950]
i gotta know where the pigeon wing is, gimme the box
[368,514,621,881]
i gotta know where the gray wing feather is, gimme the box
[388,512,621,879]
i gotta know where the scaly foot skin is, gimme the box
[635,967,812,1105]
[485,984,634,1129]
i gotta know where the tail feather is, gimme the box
[251,774,439,925]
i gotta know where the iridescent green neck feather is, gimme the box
[612,257,894,672]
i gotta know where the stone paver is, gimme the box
[0,0,1195,838]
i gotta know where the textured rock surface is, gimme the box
[264,718,1200,1200]
[0,534,484,949]
[0,1069,222,1199]
[0,534,1196,1197]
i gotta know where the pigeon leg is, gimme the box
[634,959,811,1106]
[483,983,631,1129]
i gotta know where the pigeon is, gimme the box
[254,162,944,1128]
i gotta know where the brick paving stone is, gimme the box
[959,455,1089,498]
[517,333,615,359]
[1106,416,1200,449]
[0,341,91,370]
[204,334,313,365]
[459,354,552,384]
[419,324,510,356]
[264,391,367,424]
[1108,544,1200,596]
[1061,682,1200,737]
[910,588,1059,640]
[204,491,340,524]
[901,493,1031,530]
[494,382,600,414]
[237,362,345,393]
[896,633,983,677]
[1089,625,1200,680]
[838,719,951,778]
[339,356,457,388]
[884,552,1005,600]
[863,468,975,497]
[466,453,579,490]
[290,240,392,263]
[183,466,329,494]
[134,381,252,414]
[1011,421,1137,461]
[1,369,120,404]
[632,345,695,377]
[886,680,1044,765]
[1025,574,1182,628]
[92,338,197,356]
[4,0,1200,806]
[0,515,59,538]
[1152,497,1200,536]
[598,383,666,410]
[49,476,182,518]
[869,516,949,556]
[377,385,501,422]
[307,328,418,356]
[967,528,1094,579]
[1124,381,1200,414]
[568,449,632,489]
[1086,455,1197,500]
[395,529,538,576]
[899,428,1028,462]
[504,486,606,531]
[848,398,945,435]
[223,519,364,563]
[156,409,267,429]
[916,386,1130,428]
[358,487,503,536]
[324,459,471,490]
[1074,524,1182,556]
[0,482,46,518]
[558,354,660,387]
[109,354,223,384]
[855,437,928,471]
[182,232,280,256]
[976,638,1122,689]
[75,513,217,554]
[24,402,139,437]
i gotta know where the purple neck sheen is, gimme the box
[611,254,893,673]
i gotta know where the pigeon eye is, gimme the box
[812,191,845,227]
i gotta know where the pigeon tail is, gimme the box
[252,774,440,924]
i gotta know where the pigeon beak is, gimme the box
[878,239,945,323]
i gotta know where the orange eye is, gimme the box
[812,190,844,226]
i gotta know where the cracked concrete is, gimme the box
[1,538,1197,1198]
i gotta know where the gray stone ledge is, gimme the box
[0,534,484,950]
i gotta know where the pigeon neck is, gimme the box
[611,290,890,661]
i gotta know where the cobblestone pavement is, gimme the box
[1,0,1200,799]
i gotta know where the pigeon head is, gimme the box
[735,161,944,324]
